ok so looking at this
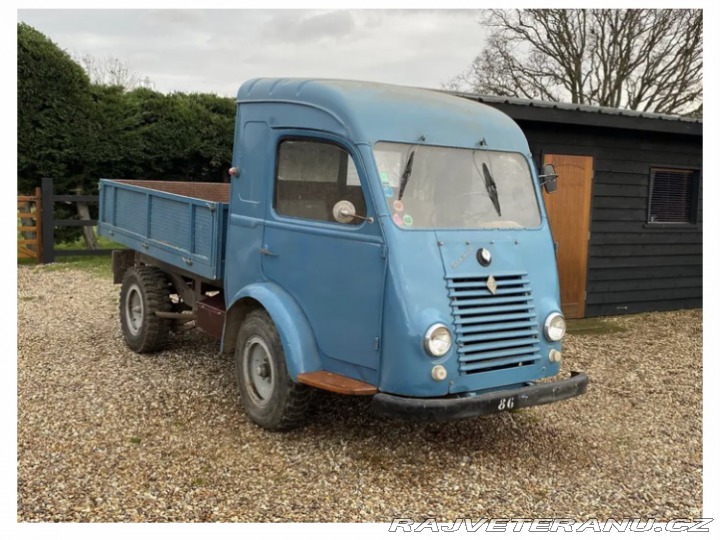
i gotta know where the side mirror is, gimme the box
[540,164,558,194]
[332,200,375,224]
[333,200,356,223]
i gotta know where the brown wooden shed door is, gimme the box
[542,154,593,319]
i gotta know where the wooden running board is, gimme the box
[297,371,377,395]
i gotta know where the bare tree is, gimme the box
[75,53,153,90]
[449,9,702,116]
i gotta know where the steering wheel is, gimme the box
[429,191,492,227]
[429,191,522,228]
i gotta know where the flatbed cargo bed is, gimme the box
[97,179,230,280]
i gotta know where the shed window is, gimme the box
[648,168,698,224]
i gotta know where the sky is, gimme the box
[16,9,488,96]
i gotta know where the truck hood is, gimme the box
[378,226,562,397]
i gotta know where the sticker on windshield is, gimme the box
[403,214,414,227]
[393,200,404,212]
[379,172,390,185]
[393,213,403,226]
[384,186,394,198]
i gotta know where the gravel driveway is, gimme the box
[17,264,702,522]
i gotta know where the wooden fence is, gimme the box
[17,178,114,264]
[40,177,114,263]
[17,187,42,262]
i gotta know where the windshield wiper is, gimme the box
[397,150,415,201]
[482,162,502,216]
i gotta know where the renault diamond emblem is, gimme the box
[486,275,497,295]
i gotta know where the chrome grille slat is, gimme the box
[456,312,535,325]
[448,273,541,376]
[458,328,539,343]
[450,285,531,298]
[459,336,540,354]
[450,276,529,285]
[460,345,540,362]
[451,295,534,307]
[459,353,540,372]
[452,304,536,316]
[457,320,536,335]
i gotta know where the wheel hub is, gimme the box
[243,337,275,407]
[125,284,144,336]
[255,363,270,379]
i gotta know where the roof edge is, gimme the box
[440,90,702,136]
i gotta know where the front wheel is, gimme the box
[235,310,312,431]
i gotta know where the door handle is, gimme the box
[259,247,278,257]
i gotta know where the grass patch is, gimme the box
[129,437,142,444]
[21,253,113,278]
[55,234,125,251]
[18,228,120,277]
[48,255,113,277]
[567,318,627,335]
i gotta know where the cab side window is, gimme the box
[275,139,366,223]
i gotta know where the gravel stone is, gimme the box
[17,264,702,522]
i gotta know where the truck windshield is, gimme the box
[373,142,541,229]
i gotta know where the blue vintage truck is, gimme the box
[98,78,588,430]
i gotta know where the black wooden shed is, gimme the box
[455,93,702,318]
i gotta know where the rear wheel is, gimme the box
[119,266,172,353]
[235,310,312,431]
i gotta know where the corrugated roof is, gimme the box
[451,91,701,124]
[441,90,702,136]
[449,91,702,124]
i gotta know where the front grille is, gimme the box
[447,273,540,375]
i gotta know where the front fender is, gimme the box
[224,282,322,380]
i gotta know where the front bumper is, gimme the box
[371,372,588,421]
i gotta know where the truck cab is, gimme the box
[99,78,587,430]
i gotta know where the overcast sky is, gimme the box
[17,9,488,96]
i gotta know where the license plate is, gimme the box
[494,396,516,411]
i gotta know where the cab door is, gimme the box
[261,134,386,379]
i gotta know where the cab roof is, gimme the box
[236,78,530,154]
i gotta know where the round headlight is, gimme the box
[424,324,452,357]
[544,313,566,341]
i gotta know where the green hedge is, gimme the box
[18,22,236,195]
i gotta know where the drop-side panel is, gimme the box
[97,179,229,280]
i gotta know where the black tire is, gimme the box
[235,310,312,431]
[119,266,172,353]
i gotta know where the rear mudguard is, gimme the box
[224,282,322,380]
